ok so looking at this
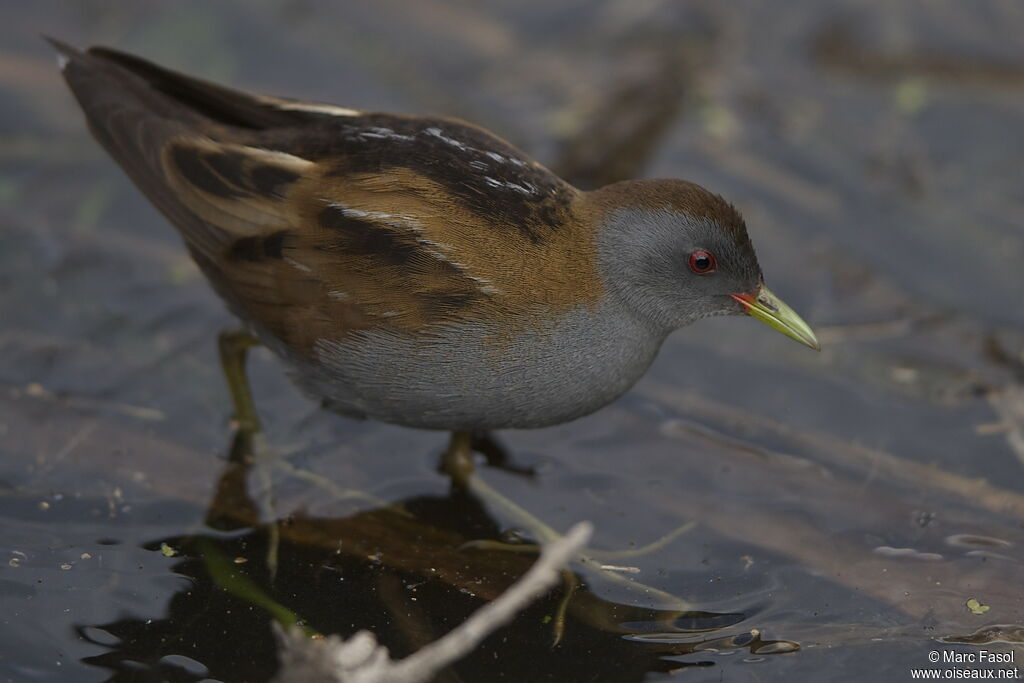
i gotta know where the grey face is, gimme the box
[596,207,763,332]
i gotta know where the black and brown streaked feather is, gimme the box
[53,41,601,356]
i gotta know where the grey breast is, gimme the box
[285,301,666,431]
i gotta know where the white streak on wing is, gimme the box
[483,151,525,167]
[248,146,315,169]
[445,263,504,296]
[483,176,537,195]
[328,291,351,300]
[285,257,313,273]
[326,201,461,261]
[425,127,468,150]
[328,204,426,230]
[322,200,499,296]
[171,139,313,170]
[56,53,69,70]
[425,127,535,177]
[466,276,502,296]
[331,205,372,218]
[358,126,415,142]
[270,101,360,117]
[412,237,459,262]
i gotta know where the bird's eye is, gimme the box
[688,250,717,274]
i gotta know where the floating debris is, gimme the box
[873,546,943,561]
[966,598,991,616]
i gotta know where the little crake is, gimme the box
[51,40,818,469]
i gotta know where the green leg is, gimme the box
[218,329,262,436]
[217,329,279,578]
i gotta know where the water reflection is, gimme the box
[77,443,795,682]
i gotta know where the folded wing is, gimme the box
[53,40,596,356]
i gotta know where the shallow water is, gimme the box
[2,1,1023,681]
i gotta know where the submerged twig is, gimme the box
[468,475,691,610]
[273,522,592,683]
[272,457,399,511]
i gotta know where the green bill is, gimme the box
[732,285,820,351]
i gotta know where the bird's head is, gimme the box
[589,179,819,350]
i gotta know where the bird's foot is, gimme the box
[439,431,537,488]
[471,432,537,478]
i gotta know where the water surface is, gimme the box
[2,1,1023,681]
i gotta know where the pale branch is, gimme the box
[273,522,593,683]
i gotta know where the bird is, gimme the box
[50,39,819,481]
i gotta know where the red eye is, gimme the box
[688,250,717,274]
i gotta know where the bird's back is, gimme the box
[53,41,599,354]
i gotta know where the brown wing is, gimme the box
[53,40,600,356]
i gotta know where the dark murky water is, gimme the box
[2,1,1023,681]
